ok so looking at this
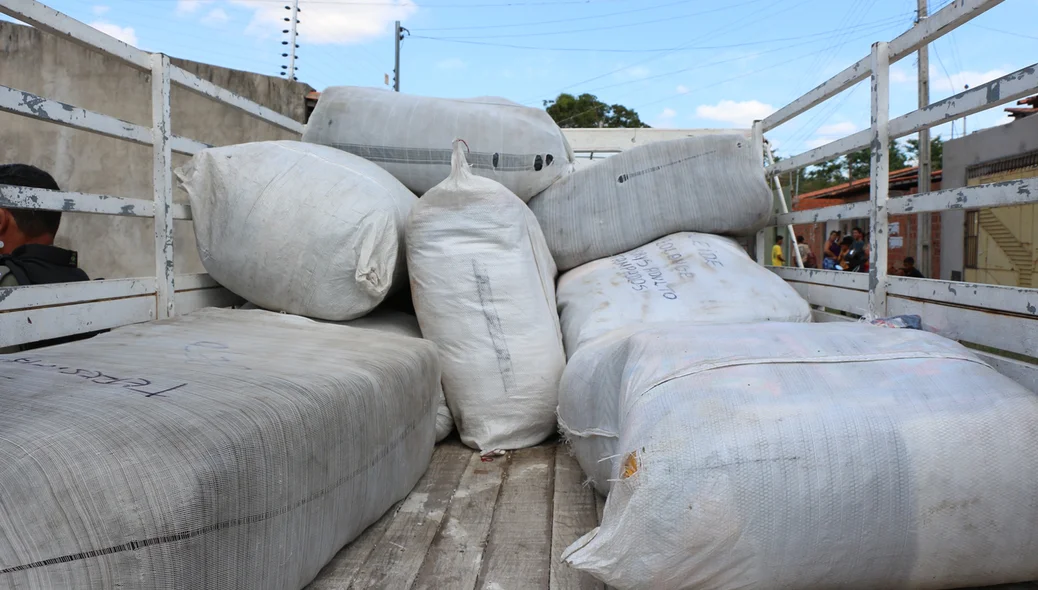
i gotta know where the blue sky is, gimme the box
[13,0,1038,157]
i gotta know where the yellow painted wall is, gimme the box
[964,167,1038,287]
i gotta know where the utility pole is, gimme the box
[916,0,932,276]
[281,0,300,81]
[393,21,408,92]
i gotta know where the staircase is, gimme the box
[978,209,1034,287]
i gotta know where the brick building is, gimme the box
[790,167,942,278]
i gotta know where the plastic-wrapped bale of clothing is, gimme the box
[0,308,440,590]
[561,321,1038,590]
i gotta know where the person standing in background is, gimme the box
[823,230,841,269]
[902,256,924,278]
[772,235,786,266]
[797,235,816,268]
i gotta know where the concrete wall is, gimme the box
[941,114,1038,281]
[0,22,314,280]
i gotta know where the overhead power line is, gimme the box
[549,18,913,128]
[130,0,635,7]
[519,0,818,105]
[412,13,914,53]
[411,0,769,39]
[972,24,1038,41]
[413,0,695,32]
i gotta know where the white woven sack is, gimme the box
[235,304,454,441]
[556,232,811,357]
[338,309,454,441]
[302,87,574,201]
[407,141,566,451]
[562,322,1038,590]
[0,308,439,589]
[178,141,417,321]
[528,135,772,271]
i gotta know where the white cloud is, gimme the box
[89,21,138,46]
[816,122,858,136]
[177,0,213,15]
[436,58,466,71]
[613,64,651,81]
[694,99,774,127]
[201,7,229,26]
[890,66,913,84]
[660,107,677,118]
[92,5,111,16]
[806,137,836,149]
[931,68,1008,93]
[676,84,689,94]
[805,121,859,150]
[232,0,417,45]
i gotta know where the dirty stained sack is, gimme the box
[562,321,1038,590]
[302,86,574,201]
[0,308,439,590]
[556,232,811,358]
[528,135,772,271]
[407,141,566,451]
[178,141,417,321]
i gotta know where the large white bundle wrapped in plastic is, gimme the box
[528,135,772,271]
[178,141,417,321]
[236,304,454,441]
[338,309,454,441]
[0,308,439,589]
[302,87,574,201]
[561,321,1038,590]
[407,141,566,451]
[556,232,811,357]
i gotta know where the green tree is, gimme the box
[905,136,944,170]
[543,93,650,128]
[846,141,910,180]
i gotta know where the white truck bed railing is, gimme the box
[0,0,304,348]
[754,0,1038,391]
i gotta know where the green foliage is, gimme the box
[543,93,650,128]
[905,136,945,170]
[781,139,913,194]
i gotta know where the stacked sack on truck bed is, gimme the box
[556,232,811,358]
[561,322,1038,590]
[303,86,575,201]
[0,308,441,590]
[529,134,773,271]
[406,141,566,451]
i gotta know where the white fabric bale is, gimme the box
[407,141,566,451]
[234,305,454,441]
[338,309,454,442]
[528,135,773,271]
[302,87,574,201]
[561,321,1038,590]
[0,308,439,589]
[177,140,417,321]
[556,232,811,357]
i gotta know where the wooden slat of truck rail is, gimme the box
[550,448,605,590]
[412,450,507,590]
[348,441,470,589]
[476,444,557,590]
